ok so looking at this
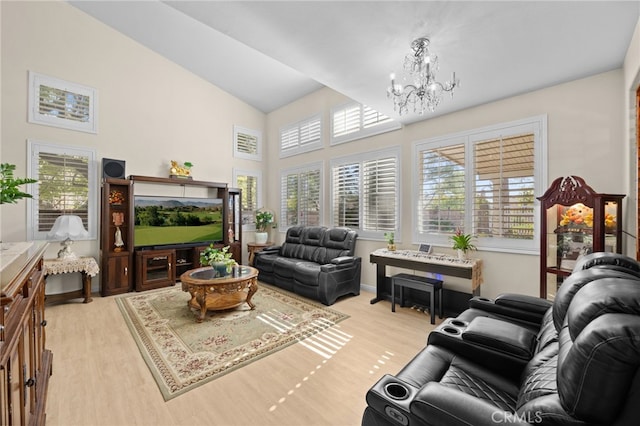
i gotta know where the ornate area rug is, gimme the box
[115,284,349,400]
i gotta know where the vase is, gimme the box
[387,244,396,251]
[211,261,230,278]
[457,249,466,260]
[255,231,268,244]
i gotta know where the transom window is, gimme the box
[280,114,322,158]
[330,101,401,145]
[331,148,400,239]
[413,116,546,253]
[233,125,262,160]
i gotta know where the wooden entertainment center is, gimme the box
[100,175,242,296]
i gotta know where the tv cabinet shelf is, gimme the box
[100,175,242,296]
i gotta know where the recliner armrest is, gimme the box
[255,246,281,256]
[331,256,356,265]
[468,293,551,325]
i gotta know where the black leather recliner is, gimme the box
[253,226,361,305]
[363,253,640,425]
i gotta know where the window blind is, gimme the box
[280,115,322,157]
[235,132,258,156]
[473,133,535,240]
[362,156,398,232]
[332,162,360,228]
[417,144,466,234]
[36,152,90,232]
[280,166,321,228]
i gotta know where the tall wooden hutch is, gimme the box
[538,176,624,300]
[100,175,242,296]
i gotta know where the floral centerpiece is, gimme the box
[450,228,476,259]
[559,203,593,227]
[199,245,236,277]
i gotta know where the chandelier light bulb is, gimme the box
[387,36,459,115]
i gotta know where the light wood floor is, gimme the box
[44,285,442,426]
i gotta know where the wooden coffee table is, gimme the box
[180,265,259,322]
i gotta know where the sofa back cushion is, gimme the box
[300,226,327,263]
[280,226,306,259]
[321,227,357,262]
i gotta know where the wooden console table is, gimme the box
[44,256,100,303]
[369,249,483,305]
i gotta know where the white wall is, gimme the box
[1,1,266,292]
[2,2,637,300]
[266,70,626,299]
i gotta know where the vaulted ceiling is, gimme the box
[70,1,639,125]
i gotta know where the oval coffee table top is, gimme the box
[181,265,258,284]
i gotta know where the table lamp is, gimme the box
[47,215,89,259]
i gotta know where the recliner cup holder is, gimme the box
[477,297,491,302]
[384,383,410,400]
[449,319,467,327]
[442,326,461,335]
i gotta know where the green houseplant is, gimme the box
[384,232,396,251]
[1,163,37,204]
[255,210,275,244]
[199,245,237,277]
[450,228,476,259]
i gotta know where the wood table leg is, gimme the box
[245,278,258,310]
[81,272,93,303]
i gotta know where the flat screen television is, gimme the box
[133,195,224,248]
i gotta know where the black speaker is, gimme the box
[102,158,126,179]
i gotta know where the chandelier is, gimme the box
[387,37,459,115]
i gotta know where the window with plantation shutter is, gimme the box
[330,102,400,145]
[416,143,466,234]
[280,163,322,228]
[28,71,98,134]
[233,126,262,160]
[280,114,322,158]
[331,148,400,239]
[413,116,546,253]
[233,169,261,229]
[474,134,535,241]
[27,140,97,241]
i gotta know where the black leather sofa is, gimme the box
[253,226,361,305]
[363,252,640,425]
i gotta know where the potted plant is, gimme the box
[450,228,476,260]
[384,232,396,251]
[255,210,275,244]
[1,163,37,204]
[199,244,237,277]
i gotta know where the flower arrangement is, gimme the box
[255,210,275,232]
[559,203,593,227]
[450,228,476,252]
[109,189,124,205]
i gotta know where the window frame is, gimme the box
[330,101,401,146]
[28,71,98,134]
[330,147,401,240]
[26,139,98,241]
[412,115,547,254]
[233,168,262,231]
[279,162,324,231]
[279,114,323,158]
[233,125,262,161]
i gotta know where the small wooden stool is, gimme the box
[391,273,443,324]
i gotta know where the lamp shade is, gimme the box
[47,215,89,240]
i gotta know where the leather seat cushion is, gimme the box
[293,262,322,286]
[253,253,279,273]
[274,257,301,278]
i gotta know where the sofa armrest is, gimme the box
[468,293,551,325]
[320,256,358,272]
[412,383,529,426]
[255,246,281,256]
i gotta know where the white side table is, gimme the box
[43,256,100,303]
